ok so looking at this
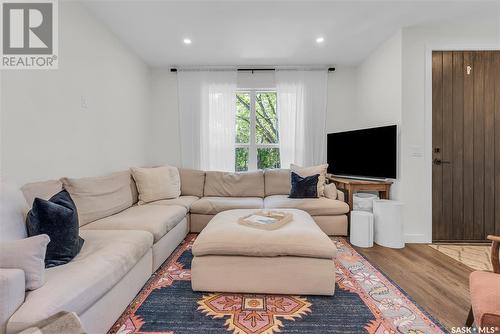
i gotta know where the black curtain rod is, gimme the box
[170,67,335,72]
[238,68,275,72]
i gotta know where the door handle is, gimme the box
[433,158,451,165]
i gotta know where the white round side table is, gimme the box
[373,199,404,249]
[353,192,378,212]
[350,211,374,248]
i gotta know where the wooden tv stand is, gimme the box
[326,175,393,210]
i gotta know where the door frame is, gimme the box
[425,45,500,242]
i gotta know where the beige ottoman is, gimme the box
[191,209,337,296]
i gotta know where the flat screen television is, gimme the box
[327,125,397,179]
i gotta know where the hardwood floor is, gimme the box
[354,243,473,331]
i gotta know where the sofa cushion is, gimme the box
[179,168,205,197]
[149,196,199,210]
[204,171,264,197]
[21,180,62,209]
[6,230,153,334]
[81,205,187,242]
[190,197,264,215]
[264,195,349,216]
[131,166,181,204]
[264,169,291,196]
[61,171,137,226]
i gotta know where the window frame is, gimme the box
[235,89,279,171]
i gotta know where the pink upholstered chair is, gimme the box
[466,235,500,328]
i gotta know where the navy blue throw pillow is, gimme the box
[289,172,319,198]
[26,190,84,268]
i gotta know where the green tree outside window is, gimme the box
[235,91,280,171]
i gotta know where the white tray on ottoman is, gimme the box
[191,209,337,296]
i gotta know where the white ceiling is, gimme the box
[83,1,500,67]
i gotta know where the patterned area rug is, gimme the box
[429,244,492,271]
[110,235,445,334]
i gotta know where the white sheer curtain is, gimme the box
[177,71,237,171]
[276,70,328,167]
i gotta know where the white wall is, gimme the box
[326,66,358,133]
[149,69,181,166]
[400,17,500,242]
[326,32,402,133]
[356,31,402,129]
[0,2,151,186]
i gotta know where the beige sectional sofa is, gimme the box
[1,167,348,334]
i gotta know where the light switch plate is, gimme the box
[410,146,424,158]
[80,96,89,110]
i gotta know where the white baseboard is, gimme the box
[404,233,430,244]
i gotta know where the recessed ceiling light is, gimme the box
[316,37,324,44]
[183,38,192,45]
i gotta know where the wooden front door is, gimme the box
[432,51,500,242]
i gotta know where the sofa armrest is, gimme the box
[0,269,25,334]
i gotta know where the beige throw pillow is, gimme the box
[290,163,328,197]
[0,234,50,290]
[131,166,181,204]
[324,183,338,200]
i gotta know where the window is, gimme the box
[235,90,280,171]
